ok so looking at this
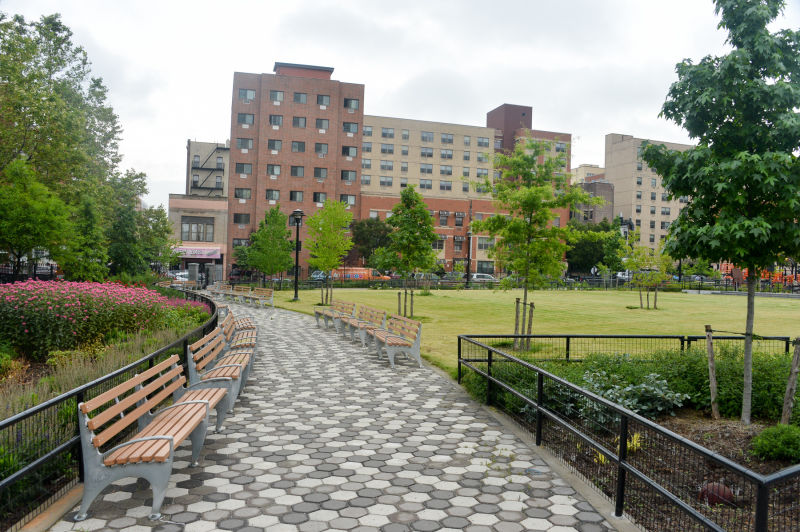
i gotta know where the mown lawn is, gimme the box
[271,286,800,377]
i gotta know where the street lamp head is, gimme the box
[292,209,305,225]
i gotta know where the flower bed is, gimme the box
[0,280,174,361]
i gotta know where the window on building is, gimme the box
[476,168,488,178]
[369,210,378,219]
[455,213,464,227]
[649,234,655,243]
[362,159,372,169]
[342,146,358,157]
[266,189,280,201]
[400,177,408,188]
[315,143,328,155]
[649,220,656,229]
[635,204,642,213]
[553,216,561,228]
[477,261,494,274]
[235,163,252,174]
[343,122,358,133]
[432,237,445,251]
[464,136,471,146]
[269,90,284,102]
[420,179,432,189]
[454,239,463,252]
[362,142,372,153]
[421,147,433,158]
[317,94,330,106]
[192,154,200,167]
[463,151,470,161]
[314,167,327,179]
[294,92,307,103]
[380,160,393,171]
[233,213,250,224]
[402,129,409,140]
[376,143,392,155]
[651,178,657,187]
[267,164,280,176]
[363,125,372,136]
[421,131,434,142]
[289,191,303,202]
[215,155,224,169]
[661,221,671,230]
[420,163,433,174]
[238,88,255,102]
[440,149,453,159]
[313,192,327,203]
[440,166,452,176]
[192,174,199,187]
[477,152,489,163]
[292,116,306,128]
[234,188,251,199]
[651,192,657,201]
[462,168,470,178]
[269,114,283,126]
[237,113,254,125]
[650,206,656,214]
[292,141,305,152]
[462,181,469,192]
[291,165,304,177]
[361,174,371,185]
[344,98,360,110]
[555,142,567,153]
[495,139,503,149]
[381,127,394,138]
[236,138,253,150]
[662,207,671,215]
[380,176,393,187]
[215,175,222,188]
[440,180,452,191]
[636,191,642,199]
[441,133,454,144]
[340,194,356,205]
[232,238,249,247]
[661,193,669,201]
[437,212,448,226]
[314,118,329,131]
[477,137,490,147]
[341,170,357,181]
[181,216,214,242]
[267,139,282,151]
[478,237,494,250]
[636,176,643,185]
[400,161,408,172]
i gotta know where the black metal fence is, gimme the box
[458,334,800,531]
[0,291,217,532]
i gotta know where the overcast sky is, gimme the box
[3,0,798,209]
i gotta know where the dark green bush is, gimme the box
[750,424,800,461]
[582,370,689,420]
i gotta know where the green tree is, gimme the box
[59,196,109,281]
[139,206,181,273]
[350,217,392,266]
[306,200,354,303]
[642,0,800,424]
[244,206,294,283]
[107,170,147,276]
[0,159,72,275]
[472,138,594,339]
[566,229,624,275]
[374,186,437,284]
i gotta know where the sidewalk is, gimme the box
[50,303,619,531]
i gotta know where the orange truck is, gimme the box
[330,267,390,281]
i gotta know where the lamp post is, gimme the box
[465,231,472,289]
[291,209,304,301]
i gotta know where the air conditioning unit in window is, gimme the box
[272,125,279,130]
[318,153,326,158]
[241,124,249,129]
[320,105,327,110]
[243,99,251,105]
[346,156,352,162]
[319,129,326,134]
[346,132,353,138]
[241,148,248,154]
[347,108,355,114]
[271,150,278,155]
[268,200,276,205]
[272,100,280,106]
[270,175,277,180]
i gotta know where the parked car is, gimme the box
[310,270,329,281]
[413,272,440,281]
[469,273,498,283]
[441,272,465,282]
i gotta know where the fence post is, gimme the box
[565,337,571,361]
[397,291,401,315]
[457,337,462,384]
[754,483,769,532]
[614,415,629,517]
[680,337,685,352]
[486,348,493,406]
[786,338,791,354]
[181,338,189,368]
[76,390,85,482]
[535,371,544,446]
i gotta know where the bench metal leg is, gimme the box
[189,418,209,466]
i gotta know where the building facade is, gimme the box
[604,133,692,249]
[187,140,229,197]
[572,164,604,184]
[226,63,365,278]
[572,180,615,224]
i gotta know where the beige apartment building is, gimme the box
[572,164,604,184]
[167,139,230,272]
[358,115,498,272]
[604,133,692,249]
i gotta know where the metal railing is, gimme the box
[458,334,800,531]
[0,290,217,532]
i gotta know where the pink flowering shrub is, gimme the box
[0,281,172,361]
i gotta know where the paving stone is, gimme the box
[49,304,614,532]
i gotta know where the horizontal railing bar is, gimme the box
[0,436,79,490]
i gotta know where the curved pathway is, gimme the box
[51,303,617,532]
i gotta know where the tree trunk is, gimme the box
[781,338,800,425]
[513,298,521,350]
[654,286,659,310]
[742,272,757,425]
[320,282,324,305]
[520,287,529,351]
[646,288,650,310]
[525,302,534,350]
[638,286,643,309]
[705,325,720,420]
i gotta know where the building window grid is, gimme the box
[441,133,453,144]
[441,149,453,159]
[420,179,432,190]
[380,176,393,187]
[293,92,307,104]
[381,144,394,154]
[440,180,452,191]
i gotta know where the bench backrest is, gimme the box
[79,354,185,449]
[220,312,236,341]
[251,287,273,298]
[358,305,386,326]
[332,300,356,315]
[386,315,422,346]
[187,328,226,380]
[233,285,251,295]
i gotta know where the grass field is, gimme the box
[270,287,800,376]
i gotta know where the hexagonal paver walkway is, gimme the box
[50,303,616,531]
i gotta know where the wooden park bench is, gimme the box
[367,315,423,369]
[245,287,274,308]
[220,311,258,350]
[340,305,387,348]
[313,299,356,333]
[186,326,253,406]
[231,285,251,303]
[75,354,228,521]
[208,282,231,299]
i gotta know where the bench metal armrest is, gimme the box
[187,377,232,387]
[101,435,174,460]
[160,399,211,416]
